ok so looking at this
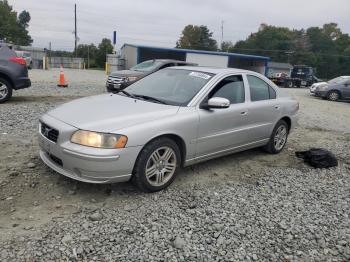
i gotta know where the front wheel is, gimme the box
[327,91,340,101]
[132,138,181,192]
[0,78,13,103]
[263,120,289,154]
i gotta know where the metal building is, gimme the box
[120,44,270,75]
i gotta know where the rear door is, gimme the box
[196,74,250,157]
[244,74,281,141]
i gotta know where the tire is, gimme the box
[327,91,340,101]
[0,77,13,103]
[263,120,289,154]
[285,81,293,88]
[132,137,181,192]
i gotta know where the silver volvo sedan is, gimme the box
[39,67,299,192]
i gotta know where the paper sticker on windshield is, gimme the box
[189,72,211,80]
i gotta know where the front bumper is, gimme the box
[106,82,122,92]
[314,90,328,98]
[38,114,142,184]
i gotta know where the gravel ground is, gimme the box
[0,69,349,261]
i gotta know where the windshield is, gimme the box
[124,69,214,106]
[328,76,350,84]
[130,60,164,72]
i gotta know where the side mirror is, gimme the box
[200,97,230,110]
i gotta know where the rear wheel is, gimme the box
[327,91,340,101]
[132,138,181,192]
[0,78,13,103]
[263,120,289,154]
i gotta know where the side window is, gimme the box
[208,75,245,104]
[247,75,276,101]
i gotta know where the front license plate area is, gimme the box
[39,137,51,153]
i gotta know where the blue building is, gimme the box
[120,44,270,76]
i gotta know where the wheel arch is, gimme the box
[279,116,291,132]
[0,72,14,88]
[134,133,187,169]
[327,89,341,98]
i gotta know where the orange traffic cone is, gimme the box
[57,65,68,87]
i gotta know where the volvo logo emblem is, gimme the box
[43,127,51,137]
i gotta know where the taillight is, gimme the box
[8,57,26,65]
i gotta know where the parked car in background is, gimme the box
[313,76,350,101]
[15,50,33,69]
[39,67,298,192]
[106,59,196,92]
[309,81,328,95]
[0,43,31,103]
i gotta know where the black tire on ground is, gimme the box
[132,137,181,192]
[286,81,293,88]
[327,91,340,101]
[263,120,289,154]
[0,77,13,103]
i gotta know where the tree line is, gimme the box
[0,0,32,45]
[51,39,114,68]
[176,24,350,79]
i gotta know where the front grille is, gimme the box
[107,76,126,85]
[40,122,59,143]
[49,154,63,167]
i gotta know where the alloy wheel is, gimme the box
[274,125,287,151]
[145,146,177,187]
[0,81,8,100]
[328,92,339,101]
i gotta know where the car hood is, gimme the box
[47,94,179,133]
[313,82,328,87]
[110,70,144,77]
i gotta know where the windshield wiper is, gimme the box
[133,94,168,105]
[118,90,136,99]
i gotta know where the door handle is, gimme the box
[274,105,280,110]
[240,111,248,115]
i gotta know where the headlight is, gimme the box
[317,85,328,91]
[127,76,138,82]
[71,130,128,149]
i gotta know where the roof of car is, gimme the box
[148,59,194,64]
[170,66,252,75]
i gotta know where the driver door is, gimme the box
[195,75,250,158]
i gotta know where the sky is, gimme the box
[7,0,350,51]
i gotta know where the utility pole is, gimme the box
[87,45,90,69]
[74,3,77,57]
[285,51,294,64]
[49,42,51,67]
[221,20,224,50]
